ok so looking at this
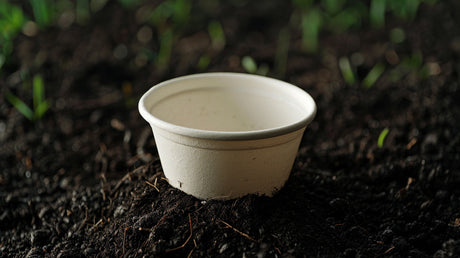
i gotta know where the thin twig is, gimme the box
[275,247,281,255]
[406,138,417,150]
[187,248,194,258]
[145,180,160,192]
[90,218,103,232]
[123,226,131,257]
[166,213,193,252]
[383,246,395,255]
[376,246,395,257]
[218,219,258,243]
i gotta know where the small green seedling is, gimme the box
[363,63,385,88]
[338,56,356,85]
[149,0,191,69]
[322,0,346,15]
[197,55,211,71]
[370,0,386,28]
[0,1,26,69]
[29,0,55,28]
[76,0,90,25]
[377,128,389,148]
[208,20,225,50]
[156,28,173,69]
[389,50,427,81]
[242,56,257,74]
[241,56,269,76]
[387,0,426,21]
[301,8,322,53]
[5,74,50,121]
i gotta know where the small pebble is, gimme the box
[83,247,97,256]
[219,243,228,254]
[381,229,394,242]
[114,205,127,218]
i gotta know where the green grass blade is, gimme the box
[33,74,45,110]
[76,0,90,25]
[241,56,257,74]
[156,28,173,68]
[29,0,53,28]
[378,128,389,148]
[363,63,385,88]
[34,100,49,120]
[339,57,356,85]
[405,0,420,20]
[370,0,386,28]
[5,91,34,120]
[301,8,322,53]
[172,0,191,27]
[208,20,226,49]
[322,0,345,15]
[197,55,211,71]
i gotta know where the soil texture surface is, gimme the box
[1,1,460,257]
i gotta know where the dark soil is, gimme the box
[1,1,460,257]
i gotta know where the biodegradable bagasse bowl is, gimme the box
[139,73,316,200]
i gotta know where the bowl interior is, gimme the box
[140,73,316,138]
[153,88,305,132]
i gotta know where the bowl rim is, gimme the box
[138,72,317,141]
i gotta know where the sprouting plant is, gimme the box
[0,1,27,69]
[387,0,421,21]
[377,128,389,148]
[156,28,173,69]
[369,0,386,28]
[197,55,211,71]
[242,56,257,74]
[363,63,385,88]
[327,6,364,33]
[339,56,384,87]
[322,0,345,15]
[76,0,90,25]
[149,0,191,69]
[289,0,437,53]
[241,56,269,76]
[300,8,322,53]
[150,0,191,30]
[338,57,356,85]
[208,20,226,50]
[5,74,50,121]
[389,50,429,81]
[29,0,55,28]
[374,0,438,28]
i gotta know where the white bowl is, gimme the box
[139,73,316,200]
